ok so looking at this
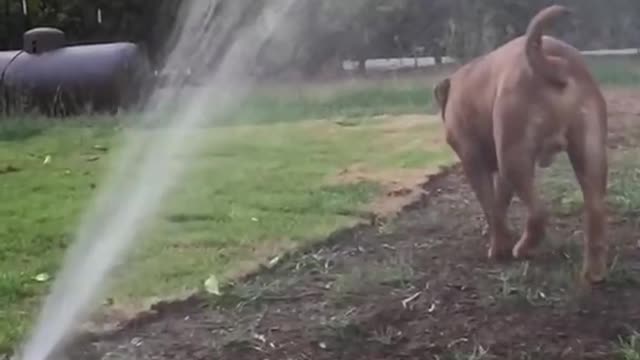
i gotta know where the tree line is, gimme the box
[1,0,638,77]
[0,0,181,65]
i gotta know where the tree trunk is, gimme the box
[358,57,366,74]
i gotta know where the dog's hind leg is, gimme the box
[447,133,509,259]
[494,107,547,259]
[567,101,608,283]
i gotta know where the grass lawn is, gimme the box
[0,83,454,352]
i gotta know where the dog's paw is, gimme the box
[581,256,608,284]
[512,228,545,259]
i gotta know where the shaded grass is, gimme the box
[223,85,434,125]
[542,150,640,217]
[0,111,452,352]
[587,55,640,86]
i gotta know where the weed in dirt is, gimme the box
[439,342,492,360]
[616,331,640,360]
[607,254,640,288]
[491,238,587,307]
[210,277,315,311]
[376,218,400,235]
[330,255,416,303]
[369,325,404,346]
[492,264,551,306]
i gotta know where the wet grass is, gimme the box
[542,150,640,217]
[0,83,452,352]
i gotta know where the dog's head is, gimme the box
[433,78,451,120]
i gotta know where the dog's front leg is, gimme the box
[492,173,516,257]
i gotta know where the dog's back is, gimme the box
[436,5,604,164]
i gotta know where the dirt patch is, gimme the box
[325,114,447,217]
[330,163,436,218]
[53,88,640,360]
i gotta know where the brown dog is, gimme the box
[433,5,608,284]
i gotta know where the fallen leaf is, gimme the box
[204,274,221,295]
[252,334,266,343]
[267,256,281,268]
[34,273,50,283]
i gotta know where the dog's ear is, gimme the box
[433,78,451,113]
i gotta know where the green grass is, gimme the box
[224,85,434,125]
[586,55,640,86]
[0,84,452,352]
[617,331,640,360]
[542,150,640,217]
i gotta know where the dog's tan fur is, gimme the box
[433,5,609,284]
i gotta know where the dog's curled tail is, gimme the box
[525,5,571,87]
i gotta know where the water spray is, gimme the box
[18,1,297,359]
